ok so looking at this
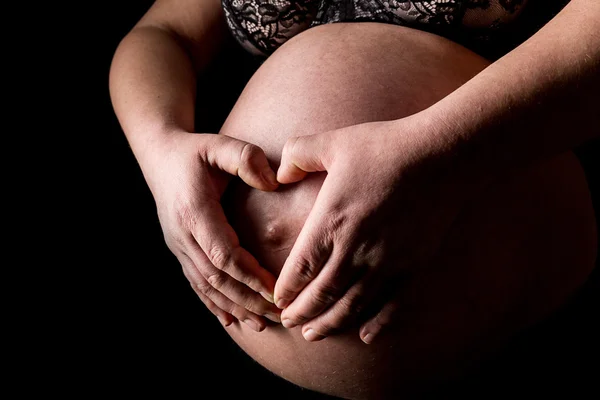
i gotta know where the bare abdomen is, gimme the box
[219,23,597,399]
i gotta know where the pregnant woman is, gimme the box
[109,1,598,398]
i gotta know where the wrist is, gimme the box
[131,129,194,194]
[131,127,190,169]
[404,106,494,191]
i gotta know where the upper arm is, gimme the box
[133,0,229,70]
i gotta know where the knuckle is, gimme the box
[239,275,261,293]
[208,246,233,271]
[310,283,341,307]
[208,295,236,316]
[244,300,267,316]
[232,288,260,312]
[243,294,269,314]
[189,283,203,299]
[337,293,365,317]
[206,271,227,291]
[293,256,321,282]
[283,136,309,167]
[282,137,299,159]
[194,279,213,296]
[229,305,250,321]
[240,143,262,166]
[231,254,260,289]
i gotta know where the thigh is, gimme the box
[219,22,597,399]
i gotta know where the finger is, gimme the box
[179,258,235,327]
[180,253,268,332]
[184,243,281,322]
[272,206,334,310]
[196,278,267,332]
[202,135,278,191]
[359,298,401,344]
[295,270,382,341]
[274,172,350,311]
[197,290,235,328]
[279,247,362,328]
[277,134,333,184]
[191,197,278,301]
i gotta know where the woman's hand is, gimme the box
[273,115,481,343]
[144,131,283,331]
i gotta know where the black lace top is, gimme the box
[222,0,571,60]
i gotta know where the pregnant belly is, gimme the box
[218,23,597,399]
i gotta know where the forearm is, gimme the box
[109,26,197,164]
[109,0,227,167]
[423,0,600,180]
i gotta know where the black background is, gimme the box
[47,0,599,397]
[60,1,336,397]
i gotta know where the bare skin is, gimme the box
[110,0,283,330]
[272,0,600,342]
[219,23,597,399]
[109,0,598,398]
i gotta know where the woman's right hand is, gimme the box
[142,131,282,331]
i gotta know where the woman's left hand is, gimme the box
[273,113,482,343]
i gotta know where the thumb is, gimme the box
[203,135,279,191]
[277,133,332,184]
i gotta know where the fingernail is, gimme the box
[281,318,297,329]
[265,312,281,323]
[303,328,326,342]
[244,319,262,332]
[218,317,232,327]
[275,298,289,309]
[262,170,278,186]
[260,292,275,304]
[361,332,375,344]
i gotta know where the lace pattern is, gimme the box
[222,0,319,56]
[222,0,530,57]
